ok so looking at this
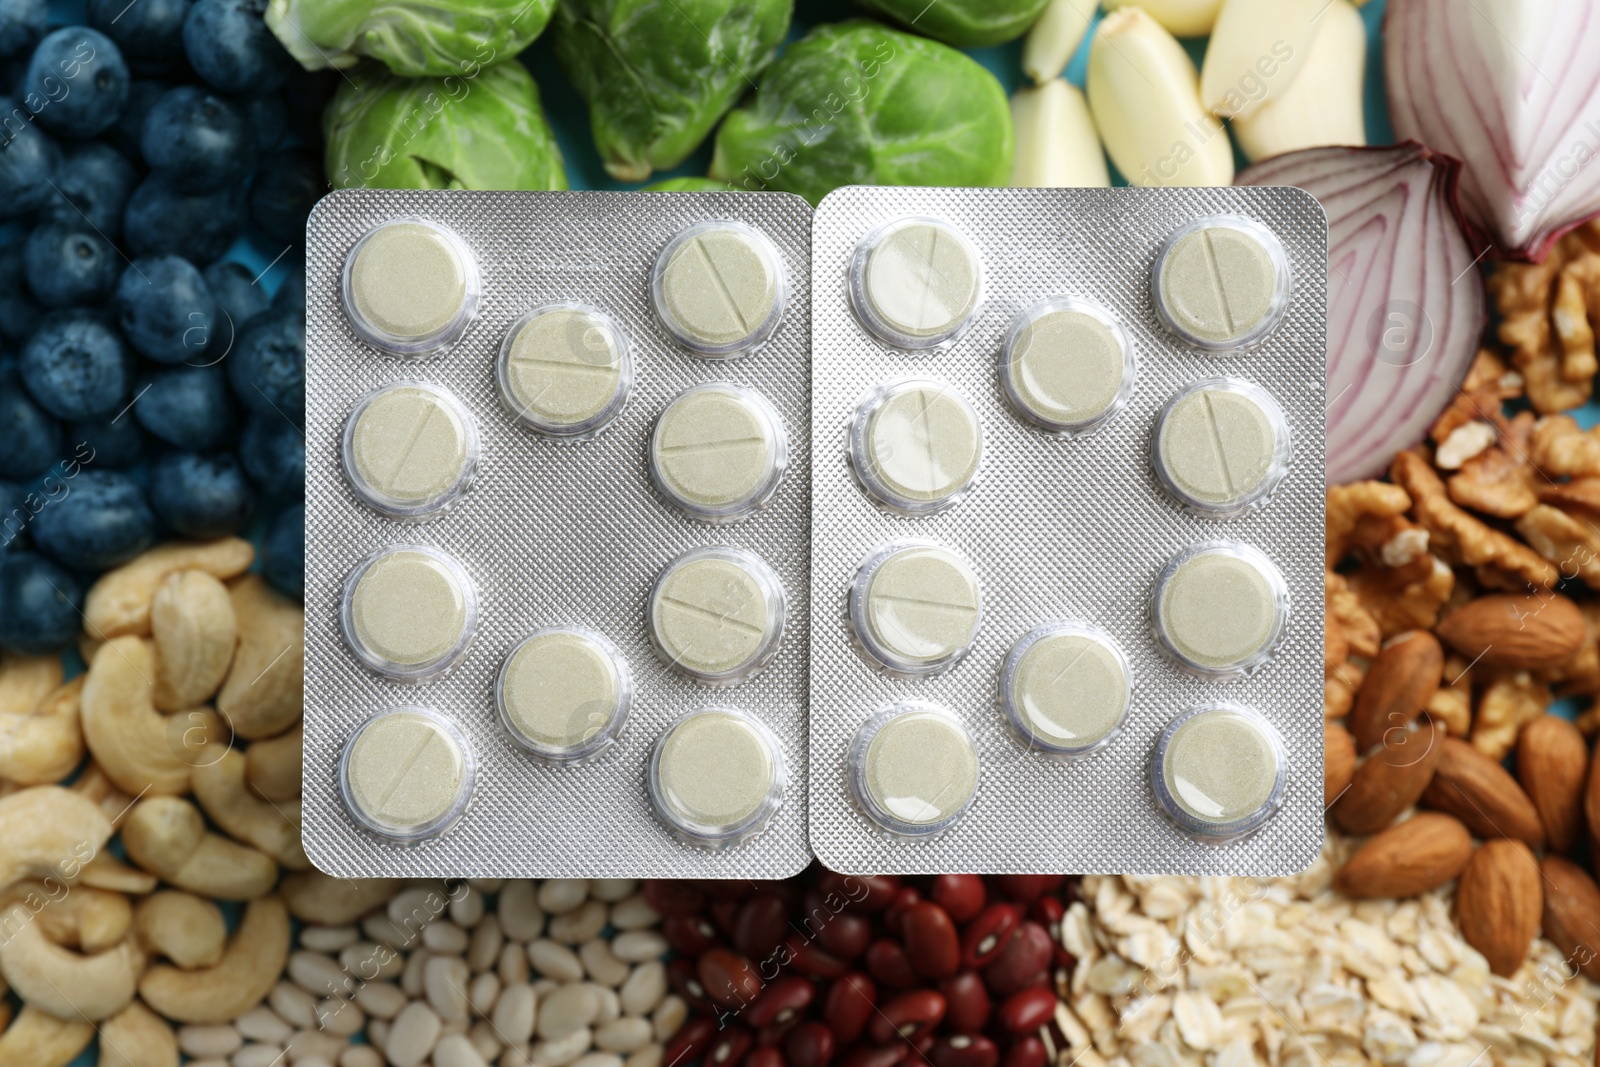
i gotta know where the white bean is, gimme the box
[289,950,351,998]
[231,1046,286,1067]
[493,983,538,1046]
[594,1018,652,1054]
[233,1006,293,1046]
[499,940,532,986]
[450,886,486,928]
[469,971,502,1017]
[620,963,666,1017]
[300,925,361,952]
[469,916,505,974]
[571,1053,624,1067]
[590,880,636,903]
[579,940,630,988]
[609,932,668,964]
[179,1025,243,1058]
[538,983,600,1040]
[531,1027,593,1067]
[354,980,408,1020]
[499,882,546,942]
[537,880,590,916]
[625,1044,664,1067]
[651,996,686,1043]
[270,981,318,1030]
[424,920,471,955]
[341,1048,384,1067]
[435,1033,490,1067]
[528,940,585,983]
[427,955,473,1022]
[606,896,660,932]
[316,996,365,1037]
[387,1001,444,1067]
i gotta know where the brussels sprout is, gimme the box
[552,0,791,183]
[267,0,555,77]
[854,0,1049,47]
[710,21,1012,205]
[324,60,567,190]
[641,177,735,192]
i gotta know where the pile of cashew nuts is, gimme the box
[0,538,679,1067]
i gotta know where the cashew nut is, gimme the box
[191,748,308,870]
[77,635,102,666]
[0,655,62,714]
[151,571,237,712]
[216,575,303,741]
[245,723,303,802]
[69,762,136,832]
[0,882,131,954]
[138,896,289,1024]
[0,1004,94,1067]
[81,638,230,796]
[134,891,226,970]
[83,538,255,639]
[78,854,158,896]
[280,870,401,926]
[121,796,278,901]
[0,904,143,1021]
[0,787,112,894]
[0,677,84,786]
[99,999,179,1067]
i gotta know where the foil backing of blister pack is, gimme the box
[302,190,812,878]
[809,186,1327,876]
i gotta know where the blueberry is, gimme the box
[141,85,250,191]
[134,364,236,450]
[183,0,293,94]
[22,27,130,138]
[0,551,81,653]
[0,479,26,549]
[0,372,62,480]
[24,221,122,308]
[105,78,165,160]
[39,141,137,237]
[228,304,302,423]
[263,501,301,599]
[21,310,130,420]
[149,450,253,537]
[203,258,267,329]
[88,0,190,76]
[239,90,286,152]
[272,264,304,310]
[0,243,38,345]
[112,255,216,364]
[250,150,321,245]
[0,0,45,59]
[123,172,243,262]
[0,95,60,218]
[239,412,302,498]
[32,469,154,570]
[68,415,145,469]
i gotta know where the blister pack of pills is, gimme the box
[807,186,1327,875]
[302,190,812,878]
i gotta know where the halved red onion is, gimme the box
[1386,0,1600,261]
[1238,143,1487,485]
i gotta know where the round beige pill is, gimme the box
[342,545,478,681]
[1001,623,1130,759]
[496,628,631,763]
[342,219,479,356]
[1153,216,1290,349]
[649,708,784,848]
[852,217,982,349]
[650,384,786,522]
[1153,704,1285,840]
[652,221,786,356]
[343,381,477,519]
[497,304,630,438]
[340,708,474,841]
[1154,379,1288,515]
[851,543,983,676]
[850,703,978,836]
[851,380,982,514]
[648,547,785,684]
[1153,543,1286,675]
[1000,300,1134,434]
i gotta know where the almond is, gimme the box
[1422,736,1547,849]
[1349,630,1443,753]
[1332,715,1445,836]
[1456,838,1542,977]
[1435,593,1585,671]
[1517,714,1588,854]
[1539,854,1600,982]
[1324,722,1356,808]
[1333,812,1473,899]
[1588,744,1600,862]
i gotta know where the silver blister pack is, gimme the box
[303,190,811,878]
[809,186,1327,875]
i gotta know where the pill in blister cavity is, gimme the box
[649,383,787,523]
[647,707,785,849]
[1151,215,1291,351]
[848,702,978,837]
[848,380,982,515]
[1152,378,1290,517]
[651,220,788,358]
[339,708,476,843]
[848,541,983,677]
[496,303,631,439]
[341,544,479,682]
[1000,622,1131,760]
[849,216,982,349]
[998,298,1135,436]
[341,218,480,357]
[1151,542,1288,677]
[341,381,478,520]
[1151,703,1286,843]
[495,628,633,764]
[647,546,786,685]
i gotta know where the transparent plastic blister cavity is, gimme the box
[810,187,1326,876]
[304,190,812,878]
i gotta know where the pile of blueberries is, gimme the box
[0,0,326,655]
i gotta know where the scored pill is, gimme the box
[1155,382,1281,510]
[1156,222,1282,346]
[499,306,627,434]
[860,220,980,343]
[648,551,779,679]
[656,225,781,351]
[861,544,982,669]
[344,710,467,834]
[651,385,779,514]
[348,384,472,506]
[857,382,981,509]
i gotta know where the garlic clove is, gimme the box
[1022,0,1095,84]
[1010,82,1110,188]
[1199,0,1326,119]
[1086,8,1233,188]
[1231,0,1366,163]
[1102,0,1225,39]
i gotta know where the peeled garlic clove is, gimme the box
[1022,0,1095,84]
[1200,0,1326,119]
[1010,81,1110,188]
[1102,0,1225,39]
[1232,0,1366,162]
[1086,8,1233,188]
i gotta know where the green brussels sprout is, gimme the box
[640,177,737,192]
[854,0,1049,47]
[710,21,1013,205]
[324,61,568,191]
[551,0,793,182]
[267,0,556,78]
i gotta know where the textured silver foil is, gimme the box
[809,186,1327,876]
[303,190,811,878]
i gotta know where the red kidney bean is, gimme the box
[708,1028,754,1067]
[864,939,919,990]
[668,957,713,1011]
[1026,898,1073,968]
[982,923,1053,997]
[735,893,791,960]
[1000,1036,1046,1067]
[868,990,947,1045]
[998,988,1056,1034]
[702,880,755,899]
[937,972,991,1033]
[928,1034,999,1067]
[784,933,851,980]
[821,972,877,1046]
[902,902,960,980]
[666,1018,717,1066]
[994,877,1065,903]
[895,1033,935,1066]
[818,873,900,912]
[883,888,922,938]
[644,880,707,918]
[838,1048,903,1067]
[712,898,743,938]
[816,911,872,960]
[663,915,720,956]
[930,875,986,924]
[749,1049,789,1067]
[748,976,817,1029]
[700,949,764,1009]
[757,1020,803,1049]
[959,904,1021,969]
[785,1021,837,1067]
